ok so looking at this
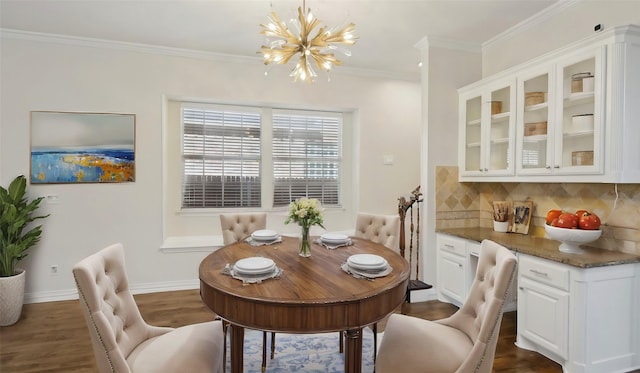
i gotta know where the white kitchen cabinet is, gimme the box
[436,233,517,310]
[459,76,516,178]
[437,234,467,305]
[516,253,640,373]
[516,255,569,360]
[515,46,605,177]
[460,24,640,183]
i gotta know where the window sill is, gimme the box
[160,235,223,253]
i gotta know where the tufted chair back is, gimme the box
[73,243,168,373]
[354,213,401,252]
[437,239,517,373]
[220,212,267,245]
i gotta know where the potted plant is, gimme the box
[0,175,49,326]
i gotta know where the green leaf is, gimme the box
[0,175,49,277]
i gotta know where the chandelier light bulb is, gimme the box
[259,0,357,83]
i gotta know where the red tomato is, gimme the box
[578,212,601,230]
[575,209,589,219]
[545,209,562,225]
[552,212,578,229]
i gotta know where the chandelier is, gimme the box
[259,1,357,83]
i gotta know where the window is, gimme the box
[181,104,343,210]
[181,104,261,208]
[272,110,341,207]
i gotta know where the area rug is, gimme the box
[225,328,379,372]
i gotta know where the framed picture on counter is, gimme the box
[511,200,534,234]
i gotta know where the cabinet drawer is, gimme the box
[519,255,570,291]
[438,235,466,256]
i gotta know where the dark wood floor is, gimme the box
[0,289,562,373]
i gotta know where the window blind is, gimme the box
[272,110,341,207]
[182,105,261,208]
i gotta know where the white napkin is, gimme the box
[245,235,283,246]
[222,263,282,284]
[314,237,353,250]
[340,262,392,279]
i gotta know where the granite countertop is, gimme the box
[437,227,640,268]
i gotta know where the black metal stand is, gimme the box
[406,279,432,303]
[398,186,433,304]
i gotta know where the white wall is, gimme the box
[418,41,482,288]
[483,1,640,76]
[0,32,421,302]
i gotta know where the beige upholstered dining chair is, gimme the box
[220,212,267,245]
[219,212,274,371]
[354,212,401,253]
[73,243,224,373]
[375,239,517,373]
[343,212,402,359]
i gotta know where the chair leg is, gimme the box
[270,332,276,359]
[373,323,378,364]
[221,321,229,373]
[262,331,267,372]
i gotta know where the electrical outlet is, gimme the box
[50,264,59,276]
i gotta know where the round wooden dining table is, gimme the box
[199,235,410,373]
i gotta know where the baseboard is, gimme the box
[408,287,437,303]
[25,288,79,304]
[24,279,201,304]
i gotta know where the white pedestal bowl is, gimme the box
[544,224,602,254]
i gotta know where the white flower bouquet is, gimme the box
[285,198,325,257]
[284,197,325,229]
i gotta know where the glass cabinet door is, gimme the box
[517,68,553,174]
[462,94,482,174]
[486,84,513,173]
[554,47,604,174]
[459,77,515,178]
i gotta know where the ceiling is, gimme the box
[0,0,559,81]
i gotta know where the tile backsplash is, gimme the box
[435,166,640,256]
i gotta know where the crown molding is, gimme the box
[1,28,419,82]
[414,35,481,54]
[483,0,581,50]
[0,28,257,64]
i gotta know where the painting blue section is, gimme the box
[30,147,135,183]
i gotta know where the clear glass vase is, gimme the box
[299,225,311,257]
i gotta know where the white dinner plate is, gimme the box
[234,257,276,275]
[347,254,388,271]
[320,233,350,244]
[251,229,279,241]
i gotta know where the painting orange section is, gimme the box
[62,155,134,182]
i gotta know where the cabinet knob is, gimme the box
[484,168,488,172]
[545,166,552,169]
[554,165,560,169]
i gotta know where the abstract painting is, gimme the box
[30,111,135,183]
